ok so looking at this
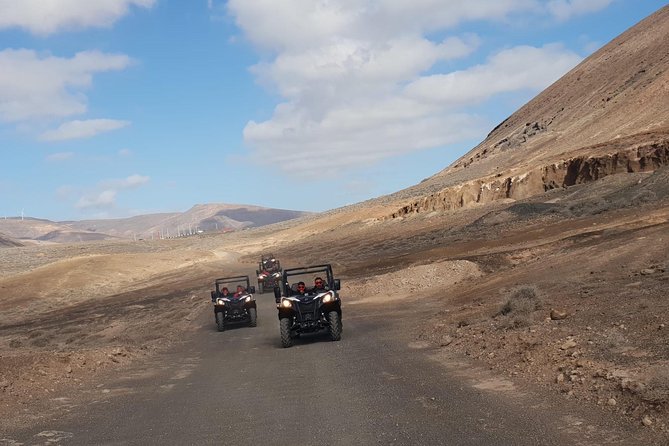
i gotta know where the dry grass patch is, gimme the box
[496,286,542,329]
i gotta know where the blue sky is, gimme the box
[0,1,666,221]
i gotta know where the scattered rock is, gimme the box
[607,398,617,406]
[440,336,453,347]
[0,379,10,390]
[560,339,577,350]
[642,415,653,427]
[550,309,568,320]
[556,373,565,383]
[640,269,656,275]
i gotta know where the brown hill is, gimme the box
[391,5,669,216]
[0,232,23,248]
[0,204,310,243]
[68,203,309,239]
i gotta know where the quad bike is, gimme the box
[256,253,282,294]
[273,264,342,348]
[209,275,257,331]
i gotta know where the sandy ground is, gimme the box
[1,170,668,439]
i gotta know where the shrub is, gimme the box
[497,286,542,329]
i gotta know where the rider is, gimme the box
[234,285,246,298]
[313,277,327,291]
[296,281,307,295]
[213,286,230,302]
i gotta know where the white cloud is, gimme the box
[0,0,156,35]
[0,49,131,123]
[119,174,150,189]
[75,174,149,211]
[101,174,150,190]
[547,0,613,22]
[118,148,132,157]
[228,1,591,171]
[228,0,536,51]
[40,119,130,141]
[404,44,582,106]
[76,190,117,210]
[46,152,75,161]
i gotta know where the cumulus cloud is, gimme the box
[0,49,131,123]
[0,0,156,35]
[40,119,130,141]
[101,174,150,190]
[547,0,613,22]
[76,190,117,210]
[228,1,591,171]
[46,152,75,161]
[75,174,149,211]
[404,44,582,106]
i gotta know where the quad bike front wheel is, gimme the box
[328,311,342,341]
[248,307,257,327]
[216,312,225,332]
[280,318,293,348]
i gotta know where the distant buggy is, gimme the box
[273,264,342,348]
[256,253,282,294]
[210,276,257,331]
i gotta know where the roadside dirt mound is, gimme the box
[344,260,482,304]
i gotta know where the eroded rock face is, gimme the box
[390,139,669,218]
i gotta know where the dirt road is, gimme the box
[1,273,659,445]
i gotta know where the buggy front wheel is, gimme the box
[280,318,293,348]
[216,312,225,332]
[328,311,342,341]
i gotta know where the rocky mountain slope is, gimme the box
[390,4,669,216]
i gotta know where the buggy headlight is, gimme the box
[258,274,266,279]
[273,272,281,277]
[245,295,252,302]
[216,298,225,305]
[322,292,334,303]
[281,299,292,308]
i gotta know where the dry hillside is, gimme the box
[389,5,669,216]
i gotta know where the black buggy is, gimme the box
[210,276,257,332]
[256,253,282,294]
[273,264,342,348]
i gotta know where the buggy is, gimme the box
[210,276,257,331]
[273,264,342,348]
[256,253,282,294]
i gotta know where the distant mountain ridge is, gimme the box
[0,203,311,244]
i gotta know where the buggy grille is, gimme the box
[296,301,319,321]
